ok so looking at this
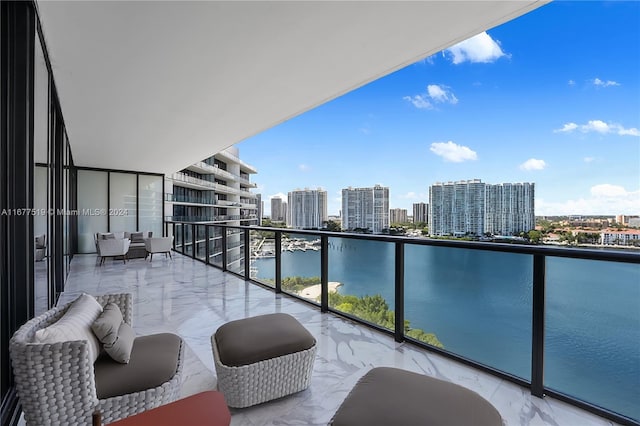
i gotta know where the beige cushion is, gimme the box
[92,302,123,345]
[34,293,103,363]
[104,322,135,363]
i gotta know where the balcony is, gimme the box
[52,245,630,426]
[165,222,638,425]
[186,161,238,181]
[216,150,258,174]
[170,172,250,197]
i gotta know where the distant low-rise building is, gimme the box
[600,229,640,246]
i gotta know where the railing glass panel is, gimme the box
[175,224,183,252]
[545,257,640,422]
[327,237,395,332]
[209,226,223,267]
[279,233,320,303]
[195,225,206,261]
[226,228,245,275]
[404,245,533,379]
[184,224,193,257]
[250,229,275,288]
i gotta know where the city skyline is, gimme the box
[236,1,639,217]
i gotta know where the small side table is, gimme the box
[106,391,231,426]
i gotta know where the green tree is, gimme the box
[528,230,542,244]
[323,220,342,232]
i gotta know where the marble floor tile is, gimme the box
[51,253,621,426]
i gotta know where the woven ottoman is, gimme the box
[330,367,502,426]
[211,313,317,408]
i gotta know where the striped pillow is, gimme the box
[34,293,103,363]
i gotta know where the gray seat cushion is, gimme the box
[330,367,502,426]
[214,313,315,367]
[94,333,182,399]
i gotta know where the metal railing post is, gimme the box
[191,224,196,259]
[244,229,250,279]
[531,254,545,398]
[321,235,329,313]
[275,231,282,293]
[395,242,405,343]
[221,227,228,272]
[205,225,210,265]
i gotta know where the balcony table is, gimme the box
[105,391,231,426]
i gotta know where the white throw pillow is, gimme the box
[34,293,103,363]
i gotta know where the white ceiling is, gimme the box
[36,1,547,175]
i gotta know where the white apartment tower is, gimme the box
[271,197,286,222]
[287,189,327,229]
[413,202,428,224]
[429,179,534,237]
[390,208,408,224]
[342,185,389,233]
[165,145,258,268]
[485,183,535,236]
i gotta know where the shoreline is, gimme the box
[298,281,342,299]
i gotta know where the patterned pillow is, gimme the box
[34,293,103,363]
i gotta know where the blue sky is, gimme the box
[238,1,640,217]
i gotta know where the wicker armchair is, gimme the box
[9,293,184,425]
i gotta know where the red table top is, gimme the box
[107,391,231,426]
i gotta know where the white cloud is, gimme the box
[403,95,432,109]
[592,77,620,87]
[537,185,640,216]
[555,122,578,133]
[583,157,595,163]
[590,184,628,198]
[430,141,478,162]
[298,164,310,171]
[519,158,546,171]
[427,84,458,104]
[568,79,576,86]
[554,120,639,136]
[445,32,507,64]
[404,84,458,110]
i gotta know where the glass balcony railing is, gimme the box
[165,221,640,425]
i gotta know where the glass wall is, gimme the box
[404,246,533,379]
[545,257,640,422]
[77,170,164,253]
[77,170,108,253]
[328,237,395,327]
[33,31,50,315]
[109,172,137,232]
[226,228,245,275]
[139,174,163,236]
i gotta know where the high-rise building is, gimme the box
[166,146,258,270]
[287,188,327,229]
[429,179,534,237]
[342,185,389,233]
[271,197,286,222]
[256,193,263,225]
[390,208,408,224]
[484,183,535,236]
[167,146,258,226]
[413,202,428,224]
